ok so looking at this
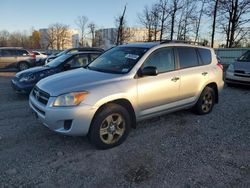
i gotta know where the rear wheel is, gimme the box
[194,87,215,115]
[88,103,131,149]
[18,62,29,71]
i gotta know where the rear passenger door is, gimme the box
[176,47,209,102]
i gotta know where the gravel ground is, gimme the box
[0,73,250,188]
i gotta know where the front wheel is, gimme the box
[88,103,131,149]
[194,87,215,115]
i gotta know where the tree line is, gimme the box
[136,0,250,48]
[0,0,249,49]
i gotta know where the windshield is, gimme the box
[87,47,148,74]
[238,51,250,62]
[56,50,67,57]
[46,54,71,67]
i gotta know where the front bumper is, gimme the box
[225,71,250,86]
[11,78,34,94]
[29,93,98,136]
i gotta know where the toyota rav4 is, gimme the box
[29,41,224,149]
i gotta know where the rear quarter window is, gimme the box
[197,48,212,65]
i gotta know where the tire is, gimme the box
[18,62,29,71]
[194,87,215,115]
[88,103,131,149]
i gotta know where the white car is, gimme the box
[32,51,48,62]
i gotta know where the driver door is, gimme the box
[137,47,180,117]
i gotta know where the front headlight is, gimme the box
[227,64,234,73]
[53,92,89,107]
[19,74,36,82]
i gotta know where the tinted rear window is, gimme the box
[197,48,211,65]
[177,47,199,68]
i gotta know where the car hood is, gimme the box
[36,68,122,96]
[16,66,51,77]
[234,61,250,72]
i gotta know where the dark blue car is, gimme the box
[11,51,102,94]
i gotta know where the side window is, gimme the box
[177,47,199,69]
[16,50,29,56]
[90,53,100,62]
[66,55,89,68]
[1,49,15,57]
[142,48,175,73]
[197,48,212,65]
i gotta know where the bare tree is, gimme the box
[194,0,207,42]
[45,23,70,50]
[177,0,197,40]
[75,16,88,46]
[151,3,161,41]
[116,5,127,45]
[0,30,10,47]
[88,22,96,47]
[138,6,154,41]
[169,0,182,40]
[219,0,250,47]
[158,0,171,41]
[210,0,220,47]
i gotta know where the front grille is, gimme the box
[234,70,250,78]
[33,86,50,105]
[234,74,250,78]
[234,70,245,74]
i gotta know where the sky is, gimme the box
[0,0,156,33]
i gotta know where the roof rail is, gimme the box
[160,40,207,46]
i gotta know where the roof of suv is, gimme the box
[119,40,210,49]
[0,47,26,50]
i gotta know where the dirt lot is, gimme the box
[0,73,250,188]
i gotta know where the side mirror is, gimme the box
[64,64,71,70]
[140,66,158,76]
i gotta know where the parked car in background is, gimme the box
[0,47,36,71]
[32,51,48,63]
[11,51,102,94]
[225,50,250,86]
[45,47,104,64]
[29,41,224,149]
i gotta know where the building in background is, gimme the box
[95,28,149,49]
[39,28,79,50]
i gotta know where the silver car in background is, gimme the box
[29,41,224,149]
[225,50,250,86]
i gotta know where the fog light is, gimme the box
[64,120,72,130]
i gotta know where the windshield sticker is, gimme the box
[125,54,139,60]
[121,68,129,73]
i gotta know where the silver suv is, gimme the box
[29,41,224,149]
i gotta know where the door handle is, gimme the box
[202,72,208,76]
[171,77,180,82]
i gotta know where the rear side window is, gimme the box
[197,48,212,65]
[1,49,16,57]
[177,47,199,69]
